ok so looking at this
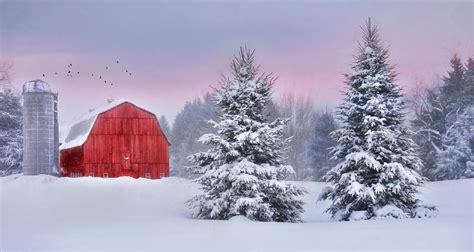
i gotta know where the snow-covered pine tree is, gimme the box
[310,110,338,181]
[433,56,474,179]
[188,47,304,222]
[321,19,432,220]
[441,55,466,109]
[0,88,23,176]
[464,58,474,107]
[412,56,474,180]
[433,56,474,180]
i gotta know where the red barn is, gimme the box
[60,101,170,179]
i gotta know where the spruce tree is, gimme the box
[188,47,304,222]
[412,56,474,180]
[441,55,466,109]
[321,19,432,220]
[464,58,474,106]
[310,111,338,181]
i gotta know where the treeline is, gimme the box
[411,56,474,180]
[166,93,338,181]
[0,49,472,183]
[165,54,474,182]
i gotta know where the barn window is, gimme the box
[103,172,108,178]
[160,172,165,179]
[145,172,151,179]
[89,173,94,177]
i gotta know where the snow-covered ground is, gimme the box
[1,175,472,252]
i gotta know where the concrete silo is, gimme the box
[22,79,59,175]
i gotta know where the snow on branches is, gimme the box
[321,19,436,221]
[188,47,304,222]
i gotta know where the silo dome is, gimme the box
[23,79,53,93]
[22,79,59,175]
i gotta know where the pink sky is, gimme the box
[1,0,472,132]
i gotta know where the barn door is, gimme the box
[122,152,131,170]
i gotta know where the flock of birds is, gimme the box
[42,60,133,86]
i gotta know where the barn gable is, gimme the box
[61,100,169,150]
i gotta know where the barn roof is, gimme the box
[60,100,169,150]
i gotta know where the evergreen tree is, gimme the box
[310,110,338,181]
[440,55,466,109]
[264,98,281,124]
[188,47,304,222]
[321,20,431,220]
[0,88,23,176]
[412,56,474,180]
[464,58,474,106]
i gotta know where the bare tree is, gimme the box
[0,61,13,87]
[279,93,316,180]
[0,60,22,176]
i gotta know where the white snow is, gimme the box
[60,100,167,150]
[1,176,472,251]
[60,100,128,150]
[22,79,52,93]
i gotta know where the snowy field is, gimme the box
[1,175,472,252]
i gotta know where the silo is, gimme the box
[22,79,59,175]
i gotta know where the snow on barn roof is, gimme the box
[60,100,168,150]
[23,79,53,93]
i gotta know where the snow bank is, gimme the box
[1,176,472,251]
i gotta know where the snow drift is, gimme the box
[0,176,472,251]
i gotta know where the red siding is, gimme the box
[60,102,169,179]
